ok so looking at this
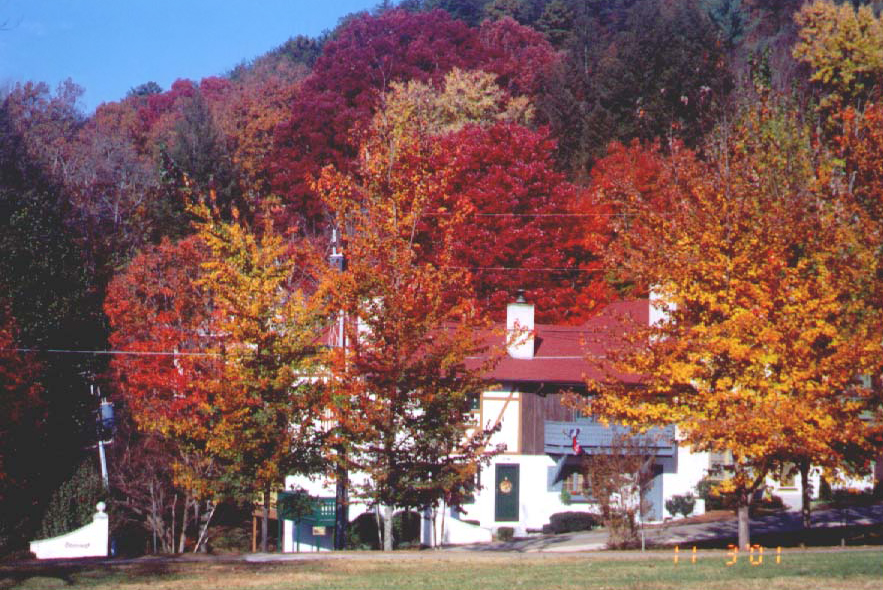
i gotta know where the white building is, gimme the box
[277,297,875,549]
[451,298,709,538]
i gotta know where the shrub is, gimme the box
[392,510,421,548]
[665,493,696,518]
[346,512,382,550]
[749,492,785,516]
[496,526,514,542]
[39,460,105,539]
[832,487,876,507]
[542,511,600,534]
[819,477,833,501]
[207,524,251,554]
[695,476,734,510]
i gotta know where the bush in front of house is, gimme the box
[831,487,877,507]
[750,492,785,516]
[392,510,421,548]
[346,512,382,550]
[496,526,515,542]
[665,493,696,518]
[345,510,422,549]
[542,511,600,534]
[695,476,734,510]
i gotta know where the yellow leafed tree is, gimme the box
[191,199,326,552]
[582,95,883,550]
[793,0,883,112]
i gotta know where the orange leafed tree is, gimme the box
[313,109,502,550]
[105,236,218,443]
[839,102,883,225]
[105,236,223,552]
[106,202,326,552]
[581,96,883,550]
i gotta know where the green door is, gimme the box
[494,464,520,522]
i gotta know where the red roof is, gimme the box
[481,299,648,384]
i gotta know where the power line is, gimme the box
[427,212,628,218]
[451,266,610,272]
[4,348,220,357]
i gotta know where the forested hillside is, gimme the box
[2,0,882,555]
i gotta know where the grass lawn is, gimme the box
[1,548,881,590]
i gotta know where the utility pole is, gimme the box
[93,385,114,489]
[329,229,349,551]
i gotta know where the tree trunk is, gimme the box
[374,505,383,549]
[383,504,394,551]
[261,490,270,553]
[737,496,751,551]
[170,493,178,554]
[437,505,444,549]
[334,457,348,550]
[800,460,812,530]
[178,495,189,553]
[193,500,200,549]
[194,501,216,553]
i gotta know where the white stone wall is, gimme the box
[426,508,493,546]
[30,504,109,559]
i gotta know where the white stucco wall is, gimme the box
[460,454,600,537]
[481,389,520,454]
[659,444,709,518]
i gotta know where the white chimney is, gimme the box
[649,286,673,327]
[506,292,535,359]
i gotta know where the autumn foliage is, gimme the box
[430,122,609,322]
[314,109,503,549]
[0,304,46,509]
[368,70,610,323]
[10,0,883,554]
[105,236,218,444]
[269,9,559,229]
[581,98,883,548]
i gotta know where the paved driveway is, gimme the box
[445,505,883,553]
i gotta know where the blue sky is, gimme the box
[0,0,380,113]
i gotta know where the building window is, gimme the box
[562,471,586,497]
[561,467,593,501]
[777,463,798,490]
[708,450,733,480]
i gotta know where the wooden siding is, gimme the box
[520,392,576,455]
